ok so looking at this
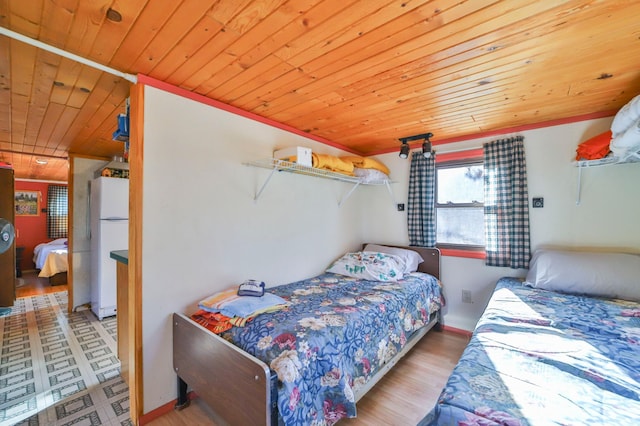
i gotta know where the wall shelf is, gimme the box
[575,152,640,168]
[244,158,395,207]
[574,151,640,205]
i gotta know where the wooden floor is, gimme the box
[15,270,68,298]
[147,328,470,426]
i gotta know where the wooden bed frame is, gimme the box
[172,246,441,425]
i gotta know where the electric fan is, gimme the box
[0,218,15,254]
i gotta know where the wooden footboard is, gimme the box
[172,313,273,425]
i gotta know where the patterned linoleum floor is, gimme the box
[0,292,132,426]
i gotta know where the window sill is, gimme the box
[439,248,486,259]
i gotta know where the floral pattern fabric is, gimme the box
[220,271,443,425]
[421,277,640,426]
[325,251,407,281]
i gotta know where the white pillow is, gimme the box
[353,168,388,183]
[610,118,640,159]
[363,244,424,273]
[524,249,640,301]
[326,251,406,282]
[611,94,640,137]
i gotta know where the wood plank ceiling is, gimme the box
[1,0,640,182]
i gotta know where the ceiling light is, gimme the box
[399,132,434,159]
[422,133,434,158]
[399,141,410,159]
[35,159,48,165]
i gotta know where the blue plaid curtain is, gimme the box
[407,151,436,247]
[483,136,530,268]
[47,185,68,239]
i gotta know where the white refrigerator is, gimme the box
[90,176,129,320]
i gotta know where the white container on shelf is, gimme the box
[273,147,312,167]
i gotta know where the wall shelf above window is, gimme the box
[244,158,394,207]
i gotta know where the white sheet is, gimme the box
[33,238,68,270]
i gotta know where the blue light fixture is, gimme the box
[112,98,130,142]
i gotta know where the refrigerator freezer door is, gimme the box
[94,177,129,219]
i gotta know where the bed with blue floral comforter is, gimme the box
[219,271,443,425]
[421,276,640,425]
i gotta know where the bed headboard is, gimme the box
[363,244,441,280]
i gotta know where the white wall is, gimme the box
[140,87,378,412]
[366,117,640,331]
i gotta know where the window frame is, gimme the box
[435,150,486,258]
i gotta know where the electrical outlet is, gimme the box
[397,203,405,211]
[462,289,473,304]
[532,197,544,208]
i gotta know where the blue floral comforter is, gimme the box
[421,277,640,425]
[220,271,443,425]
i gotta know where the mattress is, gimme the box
[421,277,640,425]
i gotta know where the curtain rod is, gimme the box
[437,146,481,154]
[437,135,524,155]
[0,26,137,84]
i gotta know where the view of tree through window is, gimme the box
[436,162,484,246]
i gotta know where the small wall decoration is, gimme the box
[15,190,40,216]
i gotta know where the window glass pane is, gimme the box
[437,165,484,204]
[437,207,485,245]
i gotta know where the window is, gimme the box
[435,159,484,249]
[47,185,68,239]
